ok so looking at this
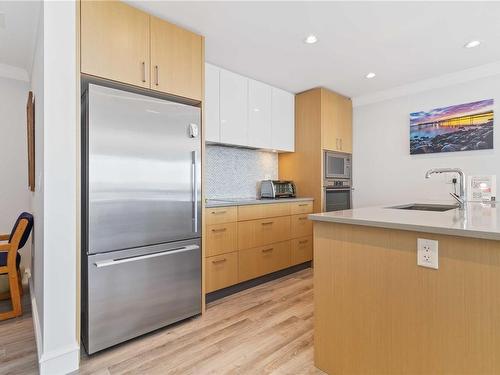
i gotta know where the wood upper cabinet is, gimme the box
[150,16,203,100]
[81,2,203,100]
[321,89,352,153]
[81,1,150,88]
[248,79,272,149]
[337,95,353,153]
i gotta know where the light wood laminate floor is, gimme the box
[0,268,322,374]
[0,286,38,375]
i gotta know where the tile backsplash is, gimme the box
[205,145,278,199]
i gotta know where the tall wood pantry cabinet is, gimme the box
[279,88,353,213]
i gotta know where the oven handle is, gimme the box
[324,187,355,191]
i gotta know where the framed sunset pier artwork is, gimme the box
[410,99,494,154]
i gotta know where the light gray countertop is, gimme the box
[205,197,314,208]
[309,201,500,241]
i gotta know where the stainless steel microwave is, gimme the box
[324,151,351,179]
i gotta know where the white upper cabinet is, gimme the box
[248,79,272,149]
[219,68,248,146]
[205,64,220,142]
[205,63,294,151]
[271,88,295,152]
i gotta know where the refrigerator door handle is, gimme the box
[94,245,200,268]
[192,150,198,233]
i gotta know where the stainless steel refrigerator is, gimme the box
[81,83,201,354]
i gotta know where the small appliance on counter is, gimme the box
[260,180,296,199]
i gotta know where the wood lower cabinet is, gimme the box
[204,200,313,293]
[150,16,203,100]
[238,203,291,221]
[205,252,238,293]
[206,222,237,257]
[237,216,290,250]
[291,236,313,266]
[206,206,237,226]
[291,214,313,239]
[290,201,314,215]
[81,0,150,88]
[239,241,291,282]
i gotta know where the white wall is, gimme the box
[353,73,500,208]
[29,1,78,374]
[30,2,44,340]
[0,77,31,270]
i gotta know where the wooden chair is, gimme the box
[0,212,33,320]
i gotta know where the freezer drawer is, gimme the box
[83,239,201,354]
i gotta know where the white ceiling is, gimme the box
[129,1,500,98]
[0,1,40,79]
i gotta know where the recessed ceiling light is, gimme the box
[365,72,376,79]
[464,40,481,49]
[304,34,318,44]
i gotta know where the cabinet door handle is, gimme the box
[262,248,274,253]
[155,65,159,86]
[298,216,307,220]
[336,138,339,150]
[211,228,227,233]
[261,221,274,225]
[211,211,227,215]
[141,61,146,83]
[340,138,343,150]
[299,240,309,244]
[212,258,227,264]
[298,203,309,207]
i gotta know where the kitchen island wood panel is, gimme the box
[313,221,500,375]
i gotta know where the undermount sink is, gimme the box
[388,203,459,212]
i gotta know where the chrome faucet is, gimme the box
[425,168,466,209]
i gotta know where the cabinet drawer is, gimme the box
[238,216,290,250]
[206,206,237,225]
[206,223,237,257]
[290,201,313,215]
[237,203,290,221]
[239,241,291,282]
[291,236,313,266]
[205,252,238,293]
[291,214,313,239]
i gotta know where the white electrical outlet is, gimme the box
[417,238,439,269]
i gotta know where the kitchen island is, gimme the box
[309,202,500,375]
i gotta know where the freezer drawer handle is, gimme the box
[94,245,200,268]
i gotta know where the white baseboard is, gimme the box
[29,278,43,361]
[39,344,79,375]
[29,279,80,375]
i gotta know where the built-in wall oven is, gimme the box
[324,151,353,212]
[324,179,353,212]
[324,151,351,180]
